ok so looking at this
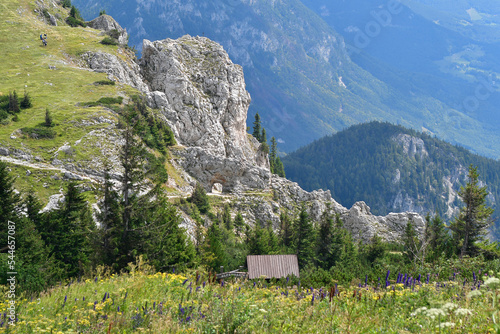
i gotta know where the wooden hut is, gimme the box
[247,255,299,279]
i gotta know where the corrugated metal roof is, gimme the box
[247,255,300,279]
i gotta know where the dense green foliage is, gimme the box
[450,165,495,257]
[283,122,500,236]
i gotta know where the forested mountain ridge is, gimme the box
[283,122,500,237]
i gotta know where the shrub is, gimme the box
[65,16,85,27]
[0,110,9,121]
[21,127,56,139]
[101,37,119,46]
[62,0,72,8]
[94,80,115,86]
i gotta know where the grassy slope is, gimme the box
[0,0,189,203]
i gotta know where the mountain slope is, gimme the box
[302,0,500,158]
[283,122,500,235]
[70,0,500,159]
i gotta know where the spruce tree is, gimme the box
[143,196,197,271]
[248,223,270,255]
[0,161,21,229]
[449,165,494,257]
[279,212,293,251]
[189,183,210,214]
[234,212,245,235]
[274,156,286,178]
[270,137,277,173]
[252,112,262,141]
[44,108,53,127]
[206,221,227,272]
[20,90,32,109]
[293,206,316,268]
[8,91,20,113]
[316,209,335,270]
[222,204,233,230]
[260,128,267,144]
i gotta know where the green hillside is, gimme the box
[0,0,149,202]
[283,122,500,234]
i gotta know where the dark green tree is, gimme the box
[44,108,53,127]
[40,182,95,279]
[234,212,245,235]
[449,165,495,257]
[143,196,197,271]
[316,209,335,270]
[20,90,32,109]
[364,235,386,264]
[189,183,211,214]
[8,91,19,113]
[293,206,316,268]
[279,212,293,251]
[426,213,451,261]
[252,112,262,141]
[0,161,21,231]
[270,137,277,173]
[248,223,270,255]
[275,157,286,178]
[222,203,233,230]
[260,128,267,144]
[206,221,227,272]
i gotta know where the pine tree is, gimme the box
[274,156,286,178]
[260,128,267,144]
[222,204,233,230]
[316,209,335,270]
[143,196,197,271]
[20,90,32,109]
[252,112,262,141]
[449,165,494,257]
[206,222,227,272]
[270,137,277,173]
[279,212,293,251]
[8,91,20,113]
[234,212,245,235]
[293,206,316,268]
[248,223,270,255]
[98,166,124,269]
[0,161,21,229]
[44,108,53,127]
[39,182,94,279]
[189,183,211,214]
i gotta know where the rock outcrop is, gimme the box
[140,36,271,192]
[81,51,148,92]
[87,15,129,45]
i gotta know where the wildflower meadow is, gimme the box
[2,260,500,334]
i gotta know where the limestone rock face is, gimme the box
[140,36,270,191]
[81,51,148,92]
[87,15,128,45]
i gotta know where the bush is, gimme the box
[65,16,85,27]
[0,110,9,121]
[21,127,56,139]
[101,37,119,46]
[94,80,115,86]
[84,96,123,107]
[62,0,72,8]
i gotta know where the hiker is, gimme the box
[41,34,47,47]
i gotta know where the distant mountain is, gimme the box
[73,0,500,159]
[302,0,500,158]
[283,122,500,236]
